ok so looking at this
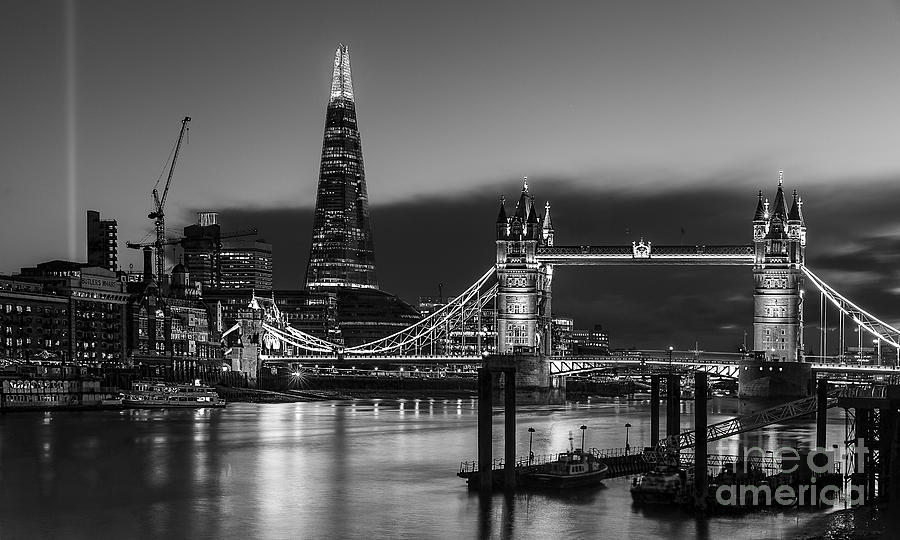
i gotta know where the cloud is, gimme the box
[203,177,896,351]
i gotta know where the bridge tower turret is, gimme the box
[495,178,553,355]
[752,171,805,363]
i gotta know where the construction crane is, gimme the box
[148,116,191,282]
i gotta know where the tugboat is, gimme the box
[523,431,609,489]
[122,380,226,409]
[630,465,687,504]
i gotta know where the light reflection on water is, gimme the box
[0,397,842,539]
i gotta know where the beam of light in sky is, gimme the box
[65,0,77,260]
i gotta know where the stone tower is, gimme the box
[495,179,554,355]
[752,172,806,361]
[305,44,378,290]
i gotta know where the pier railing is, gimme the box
[460,448,842,477]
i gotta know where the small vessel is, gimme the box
[630,466,686,504]
[122,380,225,409]
[523,433,608,489]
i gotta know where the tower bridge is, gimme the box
[230,174,900,400]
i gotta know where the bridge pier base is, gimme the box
[738,358,813,398]
[493,354,565,405]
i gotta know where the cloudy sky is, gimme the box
[3,0,900,350]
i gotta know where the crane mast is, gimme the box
[149,116,191,284]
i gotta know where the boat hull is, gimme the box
[630,489,679,504]
[122,400,226,409]
[522,467,608,489]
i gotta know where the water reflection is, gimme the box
[0,398,842,539]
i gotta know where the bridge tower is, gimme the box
[495,178,553,355]
[494,180,562,404]
[744,172,811,397]
[752,172,806,362]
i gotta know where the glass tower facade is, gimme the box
[305,44,378,290]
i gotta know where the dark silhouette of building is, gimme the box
[86,210,118,272]
[572,324,610,354]
[182,212,221,289]
[182,212,272,291]
[305,44,377,290]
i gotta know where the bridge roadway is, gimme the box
[261,351,899,378]
[535,244,754,265]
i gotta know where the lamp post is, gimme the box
[625,423,632,455]
[580,424,587,451]
[668,346,674,375]
[528,427,536,463]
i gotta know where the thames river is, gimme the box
[0,397,844,539]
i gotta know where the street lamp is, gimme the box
[668,346,674,373]
[528,427,536,463]
[625,423,632,455]
[580,424,587,451]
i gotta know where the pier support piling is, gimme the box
[650,375,660,448]
[694,372,708,509]
[504,368,516,491]
[666,374,681,442]
[816,379,828,449]
[477,368,493,494]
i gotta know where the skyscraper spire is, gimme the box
[305,44,377,290]
[330,44,354,101]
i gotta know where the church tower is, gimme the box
[305,44,378,290]
[752,171,806,361]
[495,179,553,355]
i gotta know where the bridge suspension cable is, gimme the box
[258,267,497,357]
[802,266,900,354]
[343,267,497,355]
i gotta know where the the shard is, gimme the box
[305,44,378,290]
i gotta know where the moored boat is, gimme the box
[122,381,225,409]
[523,449,608,488]
[630,466,686,504]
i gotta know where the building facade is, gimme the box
[126,262,221,381]
[571,324,610,355]
[551,316,574,356]
[15,262,129,365]
[219,239,273,290]
[182,212,273,291]
[182,212,221,289]
[752,174,806,362]
[86,210,118,272]
[305,44,378,290]
[0,277,69,362]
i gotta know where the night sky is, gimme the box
[3,1,900,351]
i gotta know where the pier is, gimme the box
[463,364,900,510]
